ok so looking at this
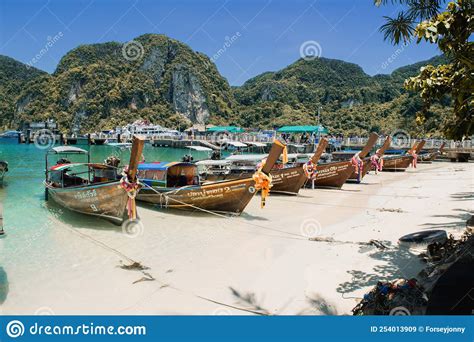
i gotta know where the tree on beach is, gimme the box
[376,0,473,139]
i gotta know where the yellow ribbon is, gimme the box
[281,145,288,164]
[252,162,273,208]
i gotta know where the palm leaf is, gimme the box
[406,0,442,20]
[380,12,415,44]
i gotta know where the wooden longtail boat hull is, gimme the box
[381,155,413,171]
[269,166,307,195]
[418,152,439,163]
[308,161,355,188]
[45,181,129,223]
[202,165,307,195]
[137,178,256,215]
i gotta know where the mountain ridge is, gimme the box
[0,34,449,136]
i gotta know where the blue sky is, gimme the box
[0,0,441,85]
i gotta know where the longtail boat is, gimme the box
[136,141,285,215]
[265,138,328,194]
[345,133,379,182]
[381,140,425,171]
[308,134,378,188]
[418,142,445,163]
[44,136,144,223]
[196,140,327,195]
[368,136,391,173]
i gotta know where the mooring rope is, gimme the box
[140,182,230,218]
[140,182,306,239]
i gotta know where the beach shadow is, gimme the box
[0,267,9,305]
[228,287,270,315]
[44,200,120,231]
[137,201,245,220]
[419,208,472,231]
[336,246,421,294]
[238,212,269,222]
[450,192,474,202]
[297,293,339,315]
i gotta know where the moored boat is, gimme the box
[136,141,286,214]
[368,135,391,173]
[381,140,424,171]
[308,133,378,188]
[344,133,379,182]
[44,137,144,223]
[418,142,445,163]
[197,139,327,195]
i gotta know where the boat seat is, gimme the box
[63,174,87,187]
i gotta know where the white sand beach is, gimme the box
[1,161,472,315]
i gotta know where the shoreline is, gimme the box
[0,161,472,315]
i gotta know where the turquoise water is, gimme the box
[0,140,210,304]
[0,140,210,230]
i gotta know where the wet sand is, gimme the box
[1,161,472,315]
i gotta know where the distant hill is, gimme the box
[234,55,450,136]
[6,34,236,132]
[0,34,450,136]
[0,55,46,128]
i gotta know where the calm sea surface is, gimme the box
[0,139,210,304]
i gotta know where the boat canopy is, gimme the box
[206,126,244,133]
[225,153,303,163]
[226,154,267,162]
[195,159,231,166]
[225,141,247,147]
[49,146,88,154]
[49,163,115,171]
[246,142,267,147]
[187,146,213,152]
[106,142,132,147]
[277,125,328,134]
[138,162,199,188]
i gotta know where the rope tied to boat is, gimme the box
[351,153,363,182]
[252,159,273,208]
[119,170,140,220]
[303,159,317,180]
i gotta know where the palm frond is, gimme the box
[406,0,442,20]
[380,12,415,45]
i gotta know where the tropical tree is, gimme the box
[376,0,473,139]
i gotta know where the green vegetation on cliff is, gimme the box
[234,55,451,136]
[0,34,451,136]
[6,34,236,133]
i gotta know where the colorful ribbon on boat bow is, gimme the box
[370,154,383,173]
[119,170,140,220]
[351,153,363,182]
[303,160,317,180]
[252,159,273,208]
[282,145,288,164]
[410,151,417,168]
